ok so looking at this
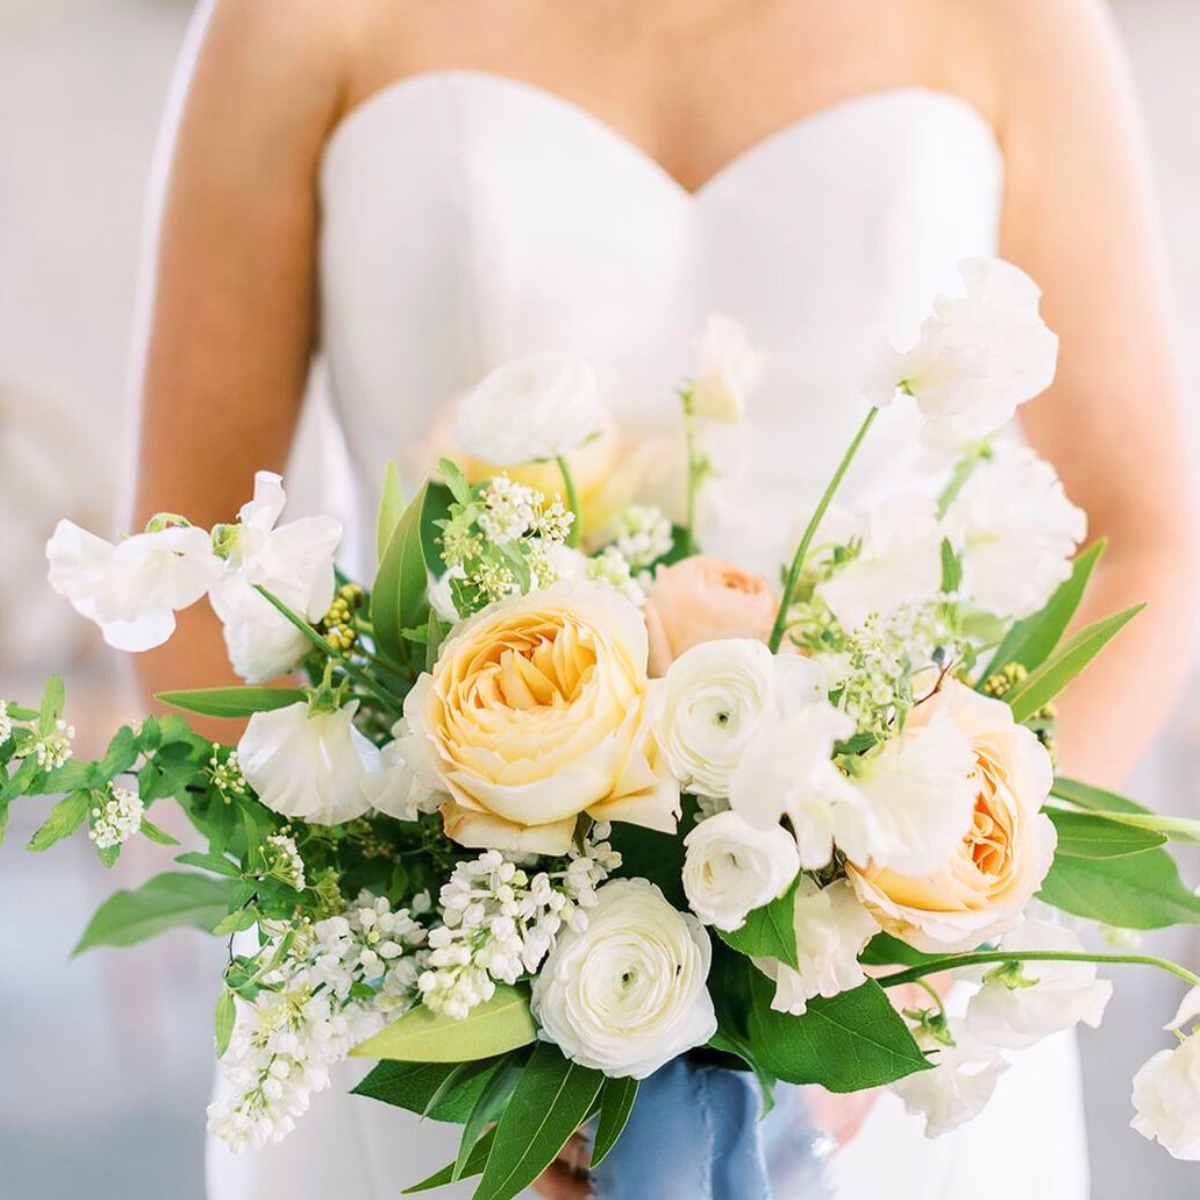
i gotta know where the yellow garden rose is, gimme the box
[399,584,680,854]
[847,681,1057,953]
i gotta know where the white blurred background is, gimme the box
[1,1,1198,1196]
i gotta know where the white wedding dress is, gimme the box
[198,69,1091,1200]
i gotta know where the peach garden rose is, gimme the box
[643,556,778,676]
[847,681,1058,953]
[397,583,680,855]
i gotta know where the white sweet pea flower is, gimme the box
[689,314,765,421]
[46,520,220,651]
[729,702,865,871]
[1132,987,1200,1160]
[964,920,1112,1051]
[455,351,602,466]
[530,878,717,1078]
[654,639,823,799]
[755,879,878,1015]
[817,493,943,631]
[238,700,379,826]
[863,257,1059,450]
[942,446,1087,619]
[890,1020,1011,1138]
[210,472,343,682]
[682,810,801,931]
[850,711,978,876]
[360,721,440,822]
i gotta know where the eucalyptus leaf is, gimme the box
[747,975,930,1092]
[473,1042,604,1200]
[980,539,1105,681]
[352,1057,506,1123]
[73,871,236,955]
[1050,776,1150,816]
[372,478,433,664]
[351,984,537,1063]
[1004,604,1144,723]
[590,1077,639,1169]
[1048,809,1166,859]
[156,687,304,719]
[1038,846,1200,929]
[453,1055,524,1181]
[376,460,406,566]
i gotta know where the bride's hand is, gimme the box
[532,1133,593,1199]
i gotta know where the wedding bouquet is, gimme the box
[7,257,1200,1195]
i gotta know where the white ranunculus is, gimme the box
[654,640,823,799]
[238,701,378,826]
[942,446,1087,619]
[964,920,1112,1051]
[682,810,801,931]
[890,1021,1010,1138]
[689,314,765,421]
[1131,987,1200,1160]
[817,493,943,631]
[46,520,220,651]
[455,351,602,466]
[755,879,878,1015]
[530,878,717,1078]
[209,472,343,682]
[729,702,865,871]
[863,258,1059,451]
[849,711,978,876]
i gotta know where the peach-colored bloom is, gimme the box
[643,557,778,677]
[847,681,1057,953]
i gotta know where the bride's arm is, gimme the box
[991,0,1198,787]
[129,0,349,731]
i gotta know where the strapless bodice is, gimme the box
[317,70,1003,573]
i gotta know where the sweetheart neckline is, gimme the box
[319,69,1002,198]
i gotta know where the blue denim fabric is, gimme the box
[590,1060,833,1200]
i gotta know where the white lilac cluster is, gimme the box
[417,828,622,1020]
[611,505,674,575]
[88,785,145,849]
[208,894,426,1152]
[46,471,343,684]
[585,546,646,606]
[262,834,307,892]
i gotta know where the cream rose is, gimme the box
[847,681,1057,953]
[682,810,801,931]
[530,878,717,1078]
[643,556,778,677]
[399,584,680,855]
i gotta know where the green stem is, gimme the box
[768,406,880,652]
[878,949,1200,991]
[935,443,992,518]
[556,456,582,548]
[252,586,403,715]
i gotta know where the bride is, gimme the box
[131,1,1195,1197]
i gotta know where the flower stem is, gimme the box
[877,949,1200,991]
[556,456,582,548]
[253,586,403,715]
[768,406,880,653]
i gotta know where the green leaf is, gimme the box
[1050,775,1149,816]
[747,975,930,1092]
[175,850,242,877]
[27,789,91,852]
[1048,809,1166,859]
[352,1057,506,1123]
[140,818,180,847]
[1004,604,1144,723]
[439,457,473,506]
[372,477,433,664]
[97,726,139,780]
[609,798,699,908]
[590,1076,639,1169]
[453,1055,524,1181]
[981,540,1105,681]
[425,607,446,674]
[1038,847,1200,929]
[156,687,304,719]
[38,675,65,736]
[939,538,962,594]
[403,1129,496,1194]
[73,871,236,955]
[215,990,237,1058]
[717,882,798,970]
[351,984,537,1063]
[858,932,947,969]
[40,759,96,794]
[473,1042,604,1200]
[376,460,406,566]
[707,1027,778,1115]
